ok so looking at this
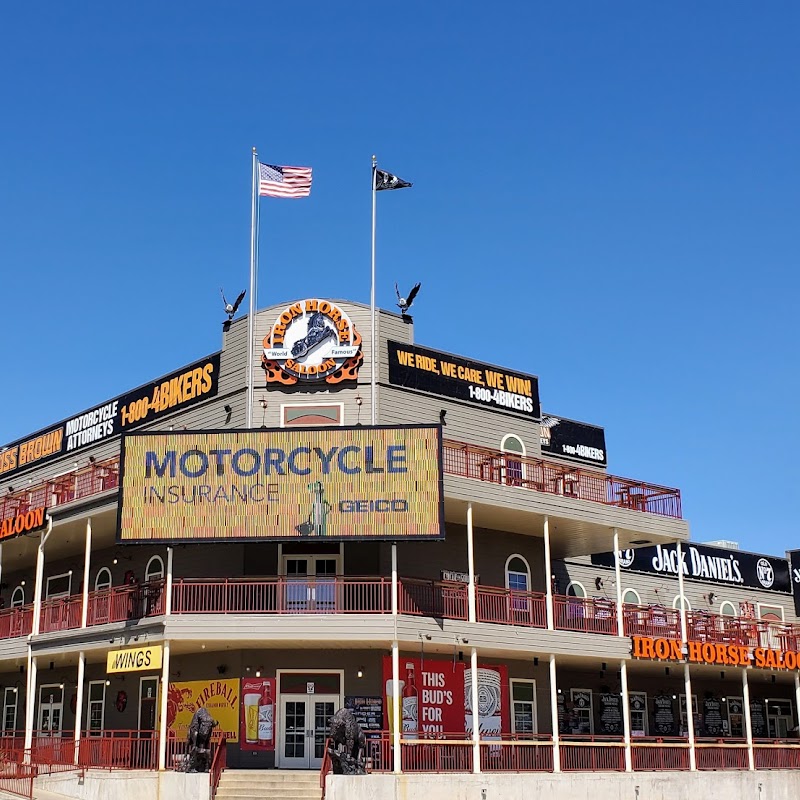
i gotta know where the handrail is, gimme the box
[209,737,227,799]
[320,737,333,799]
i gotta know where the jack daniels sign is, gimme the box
[591,542,791,595]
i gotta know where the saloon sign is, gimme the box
[262,299,362,384]
[632,636,800,671]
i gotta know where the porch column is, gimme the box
[81,519,92,628]
[794,673,800,743]
[165,547,173,616]
[391,640,401,773]
[543,516,554,630]
[23,653,37,757]
[549,654,561,772]
[470,647,480,773]
[743,668,755,771]
[73,651,85,764]
[613,529,624,637]
[683,663,696,771]
[675,541,688,642]
[466,503,476,623]
[620,659,632,772]
[158,641,171,771]
[391,545,398,616]
[32,517,52,636]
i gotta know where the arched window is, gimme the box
[145,556,164,583]
[623,589,641,606]
[505,555,531,593]
[10,586,24,608]
[94,568,112,592]
[719,601,737,617]
[673,595,691,611]
[501,435,525,487]
[566,581,586,598]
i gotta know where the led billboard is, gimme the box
[118,425,443,543]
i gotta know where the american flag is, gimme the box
[258,163,313,198]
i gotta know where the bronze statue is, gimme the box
[327,708,366,775]
[187,707,219,773]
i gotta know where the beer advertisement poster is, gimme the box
[240,678,276,751]
[167,679,239,743]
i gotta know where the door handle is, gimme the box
[306,729,314,737]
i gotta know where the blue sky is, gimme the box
[1,3,798,555]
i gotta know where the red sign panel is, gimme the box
[240,678,275,751]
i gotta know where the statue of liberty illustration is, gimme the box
[296,480,331,537]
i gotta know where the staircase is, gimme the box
[215,769,321,800]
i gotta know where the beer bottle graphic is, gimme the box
[402,662,418,740]
[295,481,330,537]
[258,683,274,744]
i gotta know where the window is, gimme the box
[566,582,586,598]
[281,403,344,427]
[45,572,72,599]
[94,568,112,592]
[145,556,164,583]
[2,688,17,733]
[500,435,525,487]
[10,587,24,608]
[629,692,647,737]
[719,601,738,617]
[505,555,531,593]
[623,589,641,606]
[87,681,106,735]
[758,604,784,649]
[673,595,691,611]
[511,680,537,735]
[569,689,593,734]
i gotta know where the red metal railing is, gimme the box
[0,606,33,639]
[553,595,617,635]
[476,587,547,628]
[399,579,468,620]
[479,735,554,772]
[560,736,626,771]
[210,737,227,799]
[77,730,160,770]
[401,734,473,773]
[172,577,391,615]
[0,762,34,799]
[622,605,682,640]
[364,734,392,773]
[39,596,83,634]
[319,737,333,799]
[695,739,749,770]
[442,440,682,518]
[753,741,800,769]
[630,739,691,770]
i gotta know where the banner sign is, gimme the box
[106,645,163,674]
[591,542,791,594]
[652,694,675,735]
[0,506,47,542]
[788,550,800,617]
[540,414,607,467]
[344,696,384,739]
[118,425,444,543]
[387,341,540,419]
[240,678,275,751]
[0,354,221,480]
[598,692,623,734]
[167,679,239,743]
[381,657,509,738]
[632,636,800,670]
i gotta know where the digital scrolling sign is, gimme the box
[118,425,444,543]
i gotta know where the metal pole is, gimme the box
[81,519,92,628]
[470,647,480,773]
[391,640,400,773]
[543,516,554,630]
[620,659,632,772]
[158,641,171,771]
[23,654,37,758]
[246,147,259,428]
[370,155,377,426]
[466,503,476,623]
[613,529,624,637]
[676,541,688,643]
[32,518,51,637]
[684,663,696,771]
[391,544,398,616]
[165,547,174,616]
[73,651,85,765]
[743,668,755,771]
[549,655,561,772]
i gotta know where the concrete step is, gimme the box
[222,771,319,781]
[217,792,319,800]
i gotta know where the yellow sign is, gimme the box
[118,425,443,543]
[106,645,163,674]
[168,680,239,743]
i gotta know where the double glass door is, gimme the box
[283,557,339,612]
[279,694,337,769]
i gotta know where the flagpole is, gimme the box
[246,147,258,428]
[370,155,377,427]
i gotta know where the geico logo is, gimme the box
[338,499,409,513]
[145,445,408,478]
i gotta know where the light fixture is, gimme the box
[533,657,539,667]
[439,409,447,426]
[772,675,776,684]
[357,668,364,679]
[672,694,677,700]
[7,487,13,495]
[630,540,650,546]
[245,666,251,673]
[355,395,363,407]
[595,577,604,591]
[113,559,118,565]
[708,592,716,605]
[260,398,268,409]
[557,688,562,695]
[105,680,110,687]
[224,404,232,414]
[255,670,261,678]
[601,662,607,672]
[58,683,64,690]
[201,644,206,650]
[665,667,670,676]
[89,456,96,464]
[722,697,727,703]
[720,671,725,680]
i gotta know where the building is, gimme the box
[1,297,799,797]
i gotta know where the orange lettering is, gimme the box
[687,641,702,663]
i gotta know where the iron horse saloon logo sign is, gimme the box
[262,299,362,384]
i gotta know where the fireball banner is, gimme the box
[167,679,240,743]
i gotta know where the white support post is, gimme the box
[613,529,624,637]
[23,654,37,757]
[0,543,3,602]
[391,641,400,773]
[620,659,632,772]
[73,652,85,764]
[743,668,755,771]
[543,516,554,630]
[81,519,92,628]
[470,647,481,773]
[165,547,173,616]
[794,672,800,740]
[466,503,476,623]
[676,541,688,643]
[391,545,398,616]
[684,663,696,771]
[158,641,171,771]
[549,655,561,772]
[32,518,51,637]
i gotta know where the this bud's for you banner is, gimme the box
[240,678,276,751]
[381,657,508,737]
